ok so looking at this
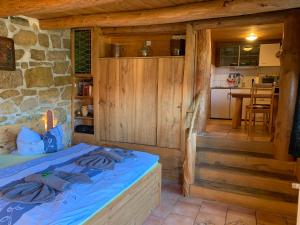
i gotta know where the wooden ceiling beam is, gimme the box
[101,23,187,35]
[192,10,286,30]
[0,0,119,18]
[101,10,286,35]
[39,0,300,29]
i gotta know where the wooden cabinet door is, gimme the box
[157,57,184,149]
[97,58,158,145]
[259,43,280,67]
[133,58,158,145]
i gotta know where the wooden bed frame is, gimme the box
[86,163,161,225]
[0,122,161,225]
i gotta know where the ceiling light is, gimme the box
[246,33,257,41]
[243,46,253,51]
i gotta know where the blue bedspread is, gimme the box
[0,143,159,225]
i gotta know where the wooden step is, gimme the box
[190,180,298,216]
[197,147,296,175]
[197,136,274,155]
[195,163,298,196]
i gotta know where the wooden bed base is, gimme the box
[86,163,161,225]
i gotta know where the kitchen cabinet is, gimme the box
[97,56,185,148]
[217,42,280,67]
[239,44,260,66]
[259,43,280,67]
[218,44,239,67]
[211,89,231,119]
[211,88,252,120]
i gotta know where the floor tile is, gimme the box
[163,213,195,225]
[178,196,203,206]
[172,200,200,219]
[226,209,256,225]
[143,215,164,225]
[195,211,226,225]
[152,197,177,219]
[200,201,228,217]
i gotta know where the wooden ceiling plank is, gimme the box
[0,0,120,18]
[39,0,300,29]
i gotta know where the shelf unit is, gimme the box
[71,28,95,140]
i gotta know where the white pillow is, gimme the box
[17,127,45,156]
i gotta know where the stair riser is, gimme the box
[197,151,296,175]
[197,136,274,154]
[190,185,297,217]
[195,167,298,196]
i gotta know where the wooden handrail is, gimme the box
[183,93,201,196]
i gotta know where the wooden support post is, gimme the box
[195,29,212,134]
[274,10,300,161]
[182,24,197,196]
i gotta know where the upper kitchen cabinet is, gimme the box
[216,42,280,67]
[217,43,260,67]
[218,43,239,67]
[259,43,281,67]
[239,44,260,66]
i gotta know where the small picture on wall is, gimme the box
[0,37,15,71]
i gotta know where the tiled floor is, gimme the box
[204,119,271,142]
[143,181,296,225]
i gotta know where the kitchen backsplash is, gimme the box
[210,66,280,88]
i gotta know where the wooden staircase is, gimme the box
[190,136,298,216]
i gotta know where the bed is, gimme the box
[0,143,161,225]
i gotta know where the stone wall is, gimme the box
[0,16,72,148]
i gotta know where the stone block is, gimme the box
[12,96,24,106]
[53,62,69,74]
[25,67,54,88]
[0,101,18,114]
[38,33,49,48]
[13,30,37,46]
[39,88,59,104]
[54,107,67,123]
[47,51,67,61]
[63,38,70,49]
[15,49,25,60]
[50,34,61,48]
[20,97,38,112]
[54,76,72,86]
[0,70,23,89]
[61,86,72,100]
[10,16,29,27]
[30,49,45,61]
[0,21,8,37]
[0,90,20,99]
[0,116,7,123]
[21,89,37,96]
[21,62,28,69]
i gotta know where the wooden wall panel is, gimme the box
[118,59,136,143]
[157,57,184,148]
[106,59,120,142]
[134,58,158,145]
[98,59,109,141]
